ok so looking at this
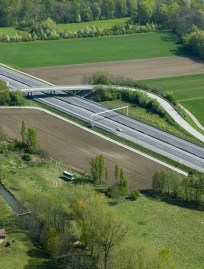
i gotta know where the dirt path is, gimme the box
[22,56,204,85]
[0,108,177,190]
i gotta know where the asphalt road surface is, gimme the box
[1,65,204,172]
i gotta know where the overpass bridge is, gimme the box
[9,85,94,95]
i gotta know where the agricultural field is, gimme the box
[0,108,181,191]
[139,74,204,127]
[0,31,180,68]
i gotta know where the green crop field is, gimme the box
[0,31,181,68]
[180,99,204,126]
[57,17,130,32]
[139,74,204,127]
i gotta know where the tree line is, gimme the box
[90,154,140,201]
[1,0,204,29]
[0,120,48,162]
[152,170,204,206]
[1,0,204,57]
[87,84,175,125]
[1,17,156,42]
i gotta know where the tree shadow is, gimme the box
[24,248,54,269]
[72,177,94,185]
[141,189,204,212]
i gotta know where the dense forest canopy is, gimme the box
[1,0,204,30]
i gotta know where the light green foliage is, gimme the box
[108,165,129,200]
[130,189,140,200]
[43,227,60,257]
[41,17,57,31]
[9,90,25,105]
[0,80,10,105]
[69,185,127,269]
[90,154,105,184]
[136,0,156,24]
[27,127,37,153]
[152,170,204,204]
[183,30,204,58]
[99,154,104,184]
[111,240,176,269]
[21,120,27,145]
[105,167,108,182]
[119,168,129,196]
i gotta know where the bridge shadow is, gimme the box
[27,92,72,99]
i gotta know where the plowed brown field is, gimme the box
[23,56,204,84]
[0,108,175,190]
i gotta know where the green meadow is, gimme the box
[0,27,24,37]
[0,31,181,68]
[139,74,204,127]
[1,155,204,269]
[116,196,204,269]
[57,17,129,32]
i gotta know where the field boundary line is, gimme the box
[0,106,188,176]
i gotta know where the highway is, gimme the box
[1,65,204,173]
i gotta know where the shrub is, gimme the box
[130,189,140,200]
[22,153,32,161]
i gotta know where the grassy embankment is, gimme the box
[100,99,201,143]
[0,31,180,68]
[0,155,204,269]
[139,74,204,132]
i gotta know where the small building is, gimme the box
[0,229,6,240]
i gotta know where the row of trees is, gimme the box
[152,170,204,205]
[89,85,174,124]
[83,71,177,104]
[1,20,156,42]
[0,0,135,26]
[1,0,204,28]
[90,154,140,201]
[0,120,48,163]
